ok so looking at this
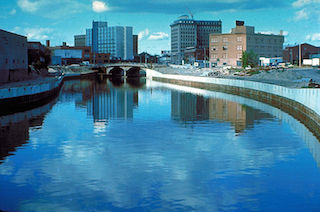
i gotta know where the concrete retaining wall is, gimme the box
[146,69,320,139]
[0,77,63,100]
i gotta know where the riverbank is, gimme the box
[0,68,96,115]
[146,69,320,140]
[153,66,320,88]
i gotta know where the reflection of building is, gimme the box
[87,86,136,121]
[170,15,222,64]
[171,92,209,121]
[0,100,55,163]
[171,91,271,133]
[210,21,284,67]
[0,29,28,83]
[60,79,140,122]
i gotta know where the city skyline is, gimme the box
[0,0,320,54]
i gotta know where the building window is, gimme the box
[223,37,228,42]
[237,37,242,42]
[223,53,228,59]
[12,59,15,64]
[237,45,242,51]
[237,54,242,59]
[223,46,228,50]
[212,54,217,59]
[212,46,217,51]
[211,37,218,43]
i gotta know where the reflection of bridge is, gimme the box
[95,63,148,77]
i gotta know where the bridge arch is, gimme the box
[109,67,124,77]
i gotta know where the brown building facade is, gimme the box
[0,30,28,83]
[283,43,320,64]
[209,21,284,67]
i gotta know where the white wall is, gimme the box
[146,70,320,116]
[53,49,82,59]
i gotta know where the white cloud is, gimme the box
[294,9,308,21]
[10,9,17,15]
[259,31,288,36]
[148,32,169,40]
[306,33,320,41]
[292,0,320,7]
[24,28,53,40]
[138,29,150,40]
[18,0,40,12]
[292,0,320,22]
[92,1,109,13]
[17,0,87,18]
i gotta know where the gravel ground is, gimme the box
[154,66,320,88]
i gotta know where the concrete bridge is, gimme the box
[94,63,148,77]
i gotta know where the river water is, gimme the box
[1,78,320,211]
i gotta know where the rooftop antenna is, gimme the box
[186,7,194,19]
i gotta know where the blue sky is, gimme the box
[0,0,319,55]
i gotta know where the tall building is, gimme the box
[0,29,28,83]
[209,21,284,67]
[86,21,134,60]
[170,15,222,64]
[74,35,86,47]
[133,35,138,57]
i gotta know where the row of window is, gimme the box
[3,58,25,64]
[211,45,242,51]
[211,37,243,43]
[211,54,242,59]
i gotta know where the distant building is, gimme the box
[170,15,222,64]
[136,52,158,63]
[86,21,134,60]
[91,53,110,64]
[159,50,171,64]
[0,29,28,83]
[133,35,138,57]
[51,45,91,65]
[50,44,110,65]
[283,43,320,64]
[259,57,283,67]
[209,21,284,67]
[74,35,86,47]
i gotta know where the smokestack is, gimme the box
[62,42,67,47]
[46,40,50,47]
[280,30,283,36]
[236,20,245,26]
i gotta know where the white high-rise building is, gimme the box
[86,21,133,60]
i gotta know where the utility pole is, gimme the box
[299,43,302,67]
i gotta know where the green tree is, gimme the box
[241,50,258,68]
[241,51,248,68]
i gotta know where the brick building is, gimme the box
[283,43,320,64]
[209,21,284,67]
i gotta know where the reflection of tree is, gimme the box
[171,91,272,133]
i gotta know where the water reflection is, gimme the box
[61,79,139,122]
[0,99,56,163]
[1,79,320,211]
[171,91,272,133]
